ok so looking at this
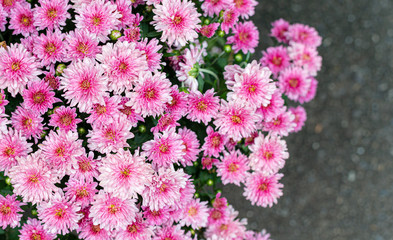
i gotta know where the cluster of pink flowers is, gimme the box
[0,0,322,239]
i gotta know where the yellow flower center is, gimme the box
[231,115,242,124]
[33,91,46,104]
[227,163,239,172]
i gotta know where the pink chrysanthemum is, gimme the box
[201,126,227,158]
[120,26,141,42]
[141,167,188,211]
[118,97,144,127]
[201,0,230,17]
[74,0,121,42]
[165,85,188,115]
[41,130,84,177]
[64,178,98,208]
[89,191,138,231]
[286,23,322,48]
[78,219,111,240]
[152,0,201,46]
[87,114,134,154]
[0,43,41,97]
[298,76,318,103]
[278,66,311,101]
[142,128,185,168]
[232,0,258,19]
[216,150,250,186]
[260,46,291,78]
[43,70,60,90]
[249,133,288,174]
[0,129,32,173]
[246,229,272,240]
[263,109,296,137]
[0,5,5,32]
[228,61,276,109]
[49,106,82,132]
[0,90,9,112]
[198,23,220,38]
[288,42,322,76]
[87,95,121,126]
[227,21,259,54]
[136,38,163,71]
[9,2,36,37]
[9,151,58,204]
[98,149,153,199]
[37,192,82,235]
[175,178,196,210]
[115,0,135,29]
[289,106,307,132]
[178,127,200,166]
[64,29,101,61]
[257,90,285,122]
[115,214,154,240]
[97,41,148,93]
[221,6,239,34]
[151,112,181,134]
[33,30,66,67]
[34,0,71,31]
[126,71,172,117]
[0,194,24,229]
[205,216,247,239]
[201,156,218,170]
[270,18,290,43]
[243,172,284,207]
[224,64,244,89]
[214,101,261,141]
[142,206,171,226]
[19,218,56,240]
[22,80,60,114]
[153,224,193,240]
[11,106,44,141]
[70,152,100,182]
[60,58,108,113]
[179,198,209,229]
[186,89,220,125]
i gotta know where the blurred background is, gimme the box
[223,0,393,239]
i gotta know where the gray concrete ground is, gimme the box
[223,1,393,239]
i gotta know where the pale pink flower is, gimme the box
[286,23,322,48]
[246,229,272,240]
[0,194,25,229]
[227,21,259,54]
[136,38,163,71]
[37,192,82,235]
[261,46,291,78]
[298,76,318,103]
[263,109,296,137]
[78,219,112,240]
[205,216,247,240]
[232,0,258,19]
[0,43,41,97]
[0,5,5,32]
[270,18,290,43]
[98,149,154,199]
[213,192,228,209]
[153,224,193,240]
[198,23,220,38]
[33,30,66,67]
[142,128,185,168]
[175,178,196,210]
[179,198,209,229]
[89,191,138,231]
[186,89,220,125]
[9,2,36,37]
[288,42,322,76]
[126,71,172,118]
[201,0,231,17]
[70,152,100,182]
[256,90,285,122]
[224,64,243,90]
[60,58,108,113]
[11,106,44,142]
[249,133,288,174]
[64,178,98,208]
[216,150,250,186]
[34,0,71,31]
[22,80,60,114]
[165,85,188,116]
[87,95,122,126]
[115,0,135,29]
[152,0,201,46]
[9,151,58,204]
[64,29,101,61]
[278,66,311,101]
[19,218,56,240]
[201,126,227,158]
[178,127,200,166]
[221,6,239,34]
[49,106,82,132]
[115,214,154,240]
[118,97,144,127]
[243,172,284,207]
[87,114,134,154]
[74,0,121,42]
[289,106,307,132]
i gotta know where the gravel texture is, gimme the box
[223,1,393,239]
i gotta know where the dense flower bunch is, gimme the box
[0,0,322,239]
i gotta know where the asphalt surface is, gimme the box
[223,1,393,239]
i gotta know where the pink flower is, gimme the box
[0,5,5,32]
[78,219,112,240]
[0,90,9,112]
[19,218,56,240]
[216,150,250,186]
[178,127,200,166]
[256,90,285,121]
[249,133,288,174]
[201,156,218,170]
[9,151,58,204]
[33,30,66,67]
[34,0,70,31]
[142,206,171,226]
[22,80,60,114]
[87,95,122,126]
[286,23,322,48]
[152,0,201,46]
[270,18,290,43]
[0,129,32,174]
[60,58,108,113]
[288,42,322,76]
[278,66,311,102]
[179,198,209,229]
[64,178,98,208]
[201,126,227,158]
[186,89,220,125]
[0,43,41,97]
[153,224,193,240]
[89,191,138,231]
[298,76,318,103]
[205,216,247,239]
[260,46,291,78]
[126,71,172,118]
[0,194,25,229]
[11,106,44,142]
[136,38,163,71]
[64,29,101,61]
[214,100,261,141]
[246,229,272,240]
[142,128,185,168]
[98,149,154,199]
[43,70,60,90]
[165,85,188,116]
[120,26,141,42]
[227,21,259,54]
[224,64,243,89]
[49,106,82,132]
[201,0,230,17]
[74,0,121,42]
[118,97,144,127]
[232,0,258,19]
[289,106,307,132]
[9,2,36,37]
[115,214,154,240]
[70,152,100,183]
[263,109,296,137]
[115,0,135,29]
[243,172,284,207]
[151,112,181,134]
[87,114,134,154]
[198,23,220,38]
[221,6,239,34]
[37,192,82,235]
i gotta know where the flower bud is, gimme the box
[110,30,122,41]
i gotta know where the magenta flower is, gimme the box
[287,23,322,48]
[289,106,307,132]
[298,76,318,103]
[11,106,44,142]
[78,219,112,240]
[34,0,71,31]
[142,206,171,226]
[115,213,154,240]
[270,18,290,43]
[19,218,56,240]
[256,90,285,122]
[151,113,181,134]
[165,85,188,116]
[22,80,60,114]
[232,0,258,19]
[153,224,193,240]
[216,150,250,186]
[0,194,25,229]
[33,30,66,67]
[70,152,100,183]
[278,66,311,102]
[201,156,218,170]
[198,23,220,38]
[115,0,135,29]
[178,127,200,167]
[201,126,227,158]
[186,89,220,125]
[260,46,291,78]
[227,21,259,54]
[136,38,163,72]
[49,106,82,132]
[0,5,6,32]
[9,2,36,37]
[263,109,296,137]
[0,129,32,173]
[64,29,101,61]
[221,6,240,34]
[201,0,230,17]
